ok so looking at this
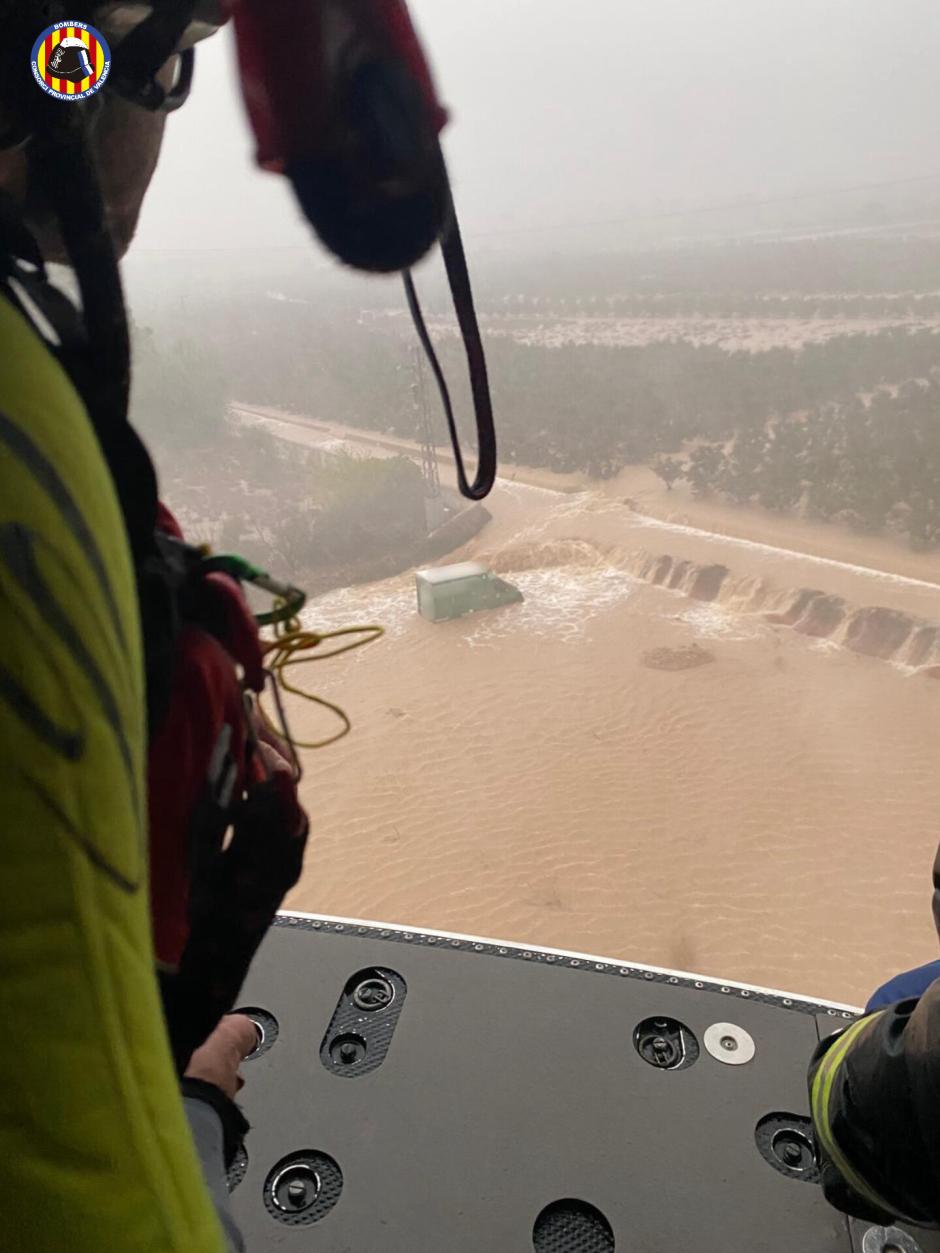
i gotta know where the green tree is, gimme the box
[685,444,726,498]
[650,454,684,491]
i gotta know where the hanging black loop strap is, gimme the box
[109,0,200,110]
[403,194,497,501]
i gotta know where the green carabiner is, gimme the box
[201,553,307,626]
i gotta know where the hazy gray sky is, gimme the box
[134,0,940,254]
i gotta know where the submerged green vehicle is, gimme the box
[416,562,524,622]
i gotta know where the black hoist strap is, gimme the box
[403,190,497,502]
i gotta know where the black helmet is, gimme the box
[47,38,94,82]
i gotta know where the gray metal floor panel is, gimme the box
[230,914,937,1253]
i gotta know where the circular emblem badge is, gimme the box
[31,22,111,101]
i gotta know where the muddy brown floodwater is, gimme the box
[283,471,940,1007]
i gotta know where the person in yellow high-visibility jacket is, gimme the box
[0,8,255,1251]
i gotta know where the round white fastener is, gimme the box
[704,1021,756,1065]
[861,1226,922,1253]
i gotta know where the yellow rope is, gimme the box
[258,609,384,751]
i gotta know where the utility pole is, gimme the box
[412,347,446,532]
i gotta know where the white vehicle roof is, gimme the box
[416,562,490,585]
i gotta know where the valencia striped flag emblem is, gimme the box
[31,22,111,100]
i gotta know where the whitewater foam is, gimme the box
[673,602,763,642]
[626,548,940,669]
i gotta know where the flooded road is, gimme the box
[282,468,940,1007]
